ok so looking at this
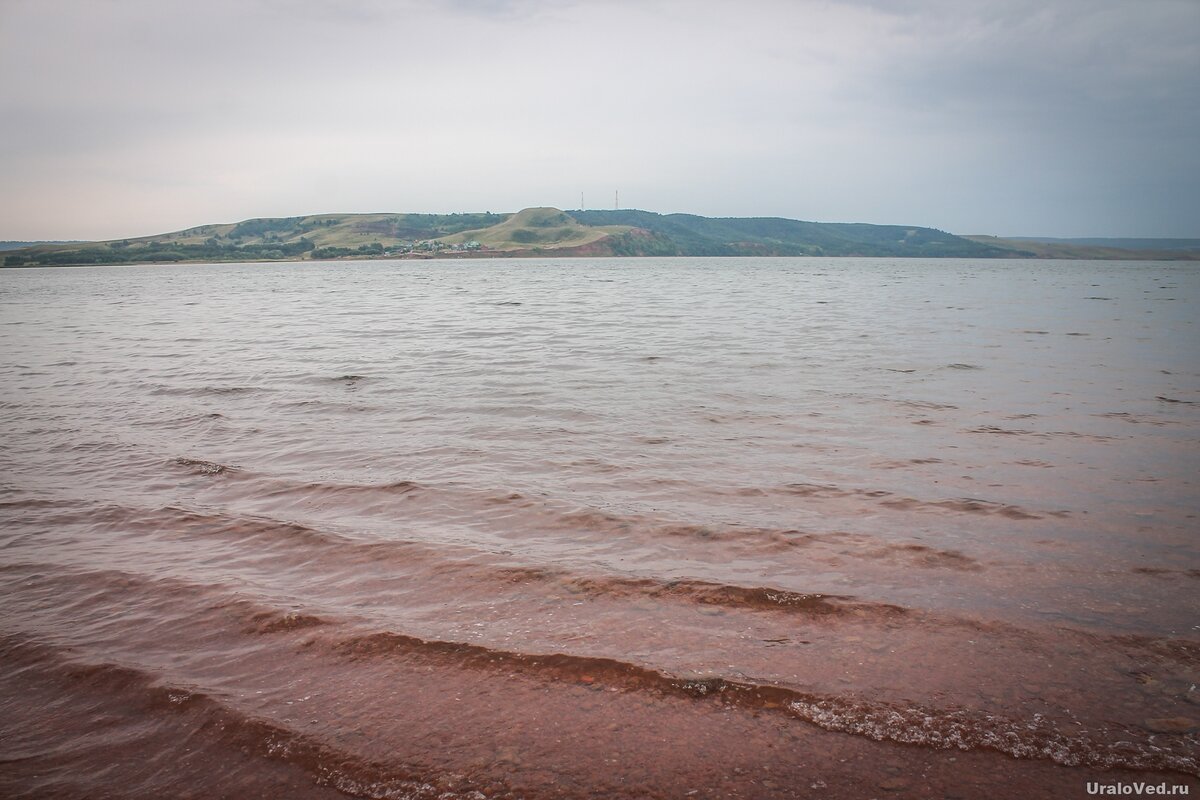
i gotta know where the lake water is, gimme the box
[1,257,1197,799]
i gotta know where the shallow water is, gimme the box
[1,257,1197,799]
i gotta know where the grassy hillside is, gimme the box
[148,212,508,248]
[962,235,1200,261]
[3,212,512,266]
[568,210,1017,258]
[437,207,631,251]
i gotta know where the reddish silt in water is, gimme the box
[1,258,1198,799]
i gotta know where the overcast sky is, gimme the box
[1,0,1197,240]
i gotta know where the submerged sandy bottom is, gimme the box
[1,257,1197,798]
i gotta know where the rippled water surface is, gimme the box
[2,257,1198,799]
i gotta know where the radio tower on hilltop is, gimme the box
[615,190,619,210]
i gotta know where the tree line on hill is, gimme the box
[3,239,317,266]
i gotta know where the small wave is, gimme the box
[161,462,428,501]
[182,411,226,421]
[0,636,498,800]
[171,457,236,475]
[1132,567,1200,580]
[788,695,1198,775]
[13,498,927,625]
[1097,412,1173,427]
[150,385,263,397]
[779,482,1055,520]
[152,505,345,549]
[889,496,1048,521]
[556,575,910,619]
[329,630,1199,777]
[247,609,329,634]
[872,457,946,469]
[866,543,982,570]
[0,497,66,511]
[968,425,1119,442]
[129,411,227,432]
[897,400,958,410]
[335,630,669,690]
[252,475,426,504]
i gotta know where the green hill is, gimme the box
[567,210,1016,258]
[7,208,1193,266]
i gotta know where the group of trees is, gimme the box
[227,217,305,239]
[311,242,385,259]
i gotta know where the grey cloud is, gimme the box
[0,0,1196,239]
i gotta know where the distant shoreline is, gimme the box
[6,251,1199,270]
[5,207,1199,267]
